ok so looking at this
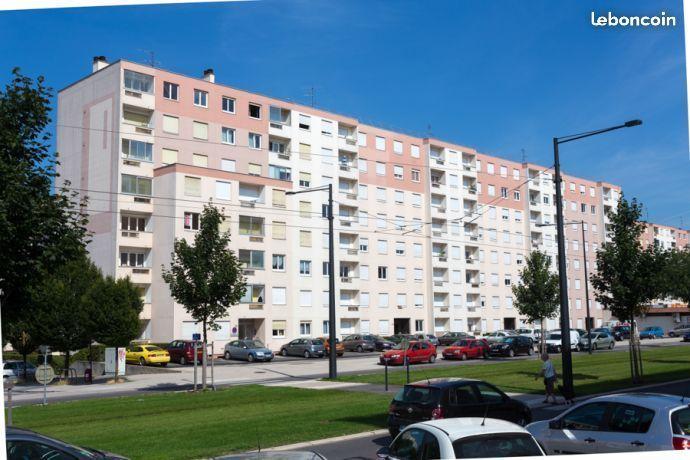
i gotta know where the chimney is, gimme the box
[202,68,215,83]
[92,56,108,73]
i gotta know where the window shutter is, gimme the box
[193,121,208,140]
[163,115,179,134]
[192,154,208,167]
[248,163,261,176]
[184,176,201,197]
[272,189,286,207]
[161,148,178,164]
[300,230,312,247]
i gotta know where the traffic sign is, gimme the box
[35,364,55,385]
[192,333,201,341]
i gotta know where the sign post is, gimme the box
[36,346,55,406]
[192,333,200,392]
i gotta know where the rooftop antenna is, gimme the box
[304,86,320,108]
[426,124,433,138]
[138,49,161,68]
[521,148,527,163]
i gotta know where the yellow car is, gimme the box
[125,344,170,366]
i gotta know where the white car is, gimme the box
[527,392,690,454]
[377,418,545,459]
[483,330,518,344]
[544,330,582,353]
[516,328,540,341]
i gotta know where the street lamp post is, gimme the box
[552,120,642,401]
[286,184,337,379]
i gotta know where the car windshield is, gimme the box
[311,339,324,345]
[583,333,598,339]
[499,337,516,343]
[392,341,415,350]
[547,334,562,340]
[246,340,265,348]
[393,385,441,405]
[453,433,543,458]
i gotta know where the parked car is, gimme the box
[385,334,416,345]
[639,326,664,339]
[483,330,517,343]
[579,332,615,351]
[438,332,473,346]
[166,340,204,365]
[341,334,375,352]
[224,339,274,362]
[593,327,621,341]
[125,344,170,366]
[612,325,631,340]
[279,338,325,358]
[6,427,128,459]
[683,332,690,342]
[528,392,690,454]
[489,336,534,357]
[545,331,582,353]
[386,378,532,438]
[317,336,345,356]
[414,334,439,346]
[379,340,436,365]
[442,339,489,360]
[379,418,544,459]
[3,360,37,380]
[516,328,539,341]
[668,324,690,338]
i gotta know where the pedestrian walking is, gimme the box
[535,353,558,404]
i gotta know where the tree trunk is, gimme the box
[202,320,207,391]
[64,349,71,381]
[629,315,641,384]
[22,351,28,381]
[540,318,546,355]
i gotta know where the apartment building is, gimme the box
[57,57,664,349]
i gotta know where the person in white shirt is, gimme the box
[535,353,558,404]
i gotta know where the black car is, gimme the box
[592,327,621,341]
[387,378,531,438]
[6,427,128,459]
[612,325,630,341]
[437,332,473,346]
[341,334,393,352]
[489,336,534,357]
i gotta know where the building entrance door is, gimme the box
[503,318,516,330]
[394,318,410,334]
[238,319,259,340]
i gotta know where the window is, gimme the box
[163,81,178,100]
[377,239,388,254]
[215,181,231,200]
[502,208,509,220]
[120,251,146,267]
[514,191,520,201]
[411,144,420,158]
[358,184,368,199]
[221,158,236,172]
[239,215,264,236]
[412,193,421,207]
[221,127,235,144]
[299,230,311,247]
[487,163,495,174]
[504,252,512,265]
[500,166,508,177]
[193,89,208,107]
[376,187,386,202]
[298,114,311,130]
[396,267,406,281]
[561,402,609,431]
[183,212,199,230]
[272,320,286,337]
[299,260,312,275]
[239,250,264,269]
[414,268,423,281]
[248,132,262,149]
[192,153,208,167]
[322,261,330,276]
[393,165,403,180]
[360,265,369,280]
[269,165,291,181]
[321,119,333,136]
[487,185,495,196]
[414,294,423,308]
[124,70,153,93]
[121,215,146,232]
[378,293,389,308]
[378,266,388,280]
[375,136,386,151]
[299,201,311,218]
[500,187,508,198]
[513,168,520,180]
[121,139,153,162]
[222,96,235,113]
[360,292,370,307]
[300,321,311,335]
[395,241,405,255]
[272,287,286,305]
[607,403,655,433]
[162,115,179,134]
[376,162,386,176]
[411,169,420,182]
[192,121,208,140]
[299,290,312,307]
[249,103,261,119]
[357,132,367,146]
[272,254,285,271]
[121,174,152,196]
[591,205,597,214]
[272,221,286,239]
[299,172,311,188]
[359,238,369,252]
[358,158,367,172]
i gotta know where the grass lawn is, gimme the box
[336,345,690,396]
[11,385,391,460]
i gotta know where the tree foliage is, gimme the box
[162,203,246,344]
[0,68,89,328]
[90,276,144,347]
[663,248,690,304]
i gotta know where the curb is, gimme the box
[246,429,390,453]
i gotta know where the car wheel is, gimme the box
[576,344,582,352]
[508,349,515,358]
[224,352,231,360]
[180,356,187,365]
[247,354,255,363]
[139,357,146,366]
[592,343,597,350]
[357,345,363,353]
[461,353,467,361]
[304,350,311,359]
[527,347,533,356]
[670,332,676,338]
[281,349,288,357]
[429,354,436,363]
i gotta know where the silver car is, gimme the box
[668,324,690,337]
[279,338,326,358]
[578,332,615,351]
[528,392,690,453]
[224,339,274,362]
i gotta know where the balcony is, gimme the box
[117,266,152,284]
[119,229,153,248]
[122,88,155,110]
[122,105,154,136]
[120,192,153,214]
[269,106,292,137]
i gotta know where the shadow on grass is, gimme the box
[644,359,690,365]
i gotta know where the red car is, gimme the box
[442,338,489,360]
[166,340,205,365]
[379,340,437,365]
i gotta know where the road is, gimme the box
[309,379,690,460]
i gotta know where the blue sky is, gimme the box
[1,0,687,225]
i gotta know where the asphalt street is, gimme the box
[309,379,690,460]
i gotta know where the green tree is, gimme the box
[31,255,101,379]
[162,203,246,389]
[512,250,560,353]
[590,196,666,383]
[0,69,88,329]
[5,321,38,381]
[663,248,690,304]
